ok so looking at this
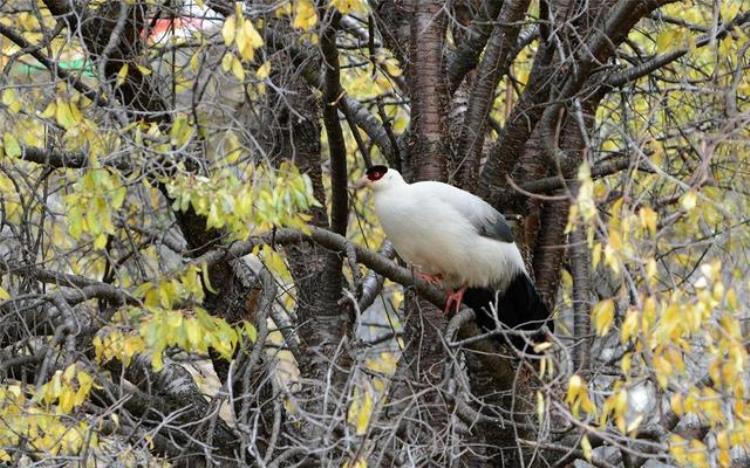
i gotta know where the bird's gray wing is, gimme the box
[415,181,516,243]
[476,212,514,243]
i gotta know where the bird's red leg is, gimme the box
[417,272,443,286]
[444,285,467,315]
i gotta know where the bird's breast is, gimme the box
[374,194,435,269]
[374,191,480,280]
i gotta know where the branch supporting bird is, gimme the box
[355,165,552,347]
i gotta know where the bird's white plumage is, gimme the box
[369,169,526,291]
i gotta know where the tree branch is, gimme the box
[190,227,446,308]
[569,223,592,373]
[478,41,555,200]
[454,0,532,189]
[446,0,505,93]
[606,10,750,89]
[321,18,349,236]
[517,154,650,194]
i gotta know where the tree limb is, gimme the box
[190,227,446,309]
[321,18,349,236]
[454,0,532,189]
[445,0,505,93]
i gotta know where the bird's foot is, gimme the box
[444,286,467,316]
[417,272,443,286]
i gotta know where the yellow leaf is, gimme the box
[1,88,22,113]
[201,262,218,294]
[222,15,237,46]
[236,18,264,61]
[221,52,234,72]
[533,341,552,353]
[383,58,402,77]
[115,63,129,88]
[638,206,657,235]
[189,51,200,72]
[0,286,10,300]
[342,458,368,468]
[151,350,164,371]
[330,0,368,14]
[626,414,643,434]
[645,258,657,284]
[122,335,145,366]
[185,319,202,347]
[170,113,193,147]
[670,393,683,415]
[231,56,246,81]
[620,308,639,343]
[59,389,76,413]
[244,322,257,342]
[55,99,77,129]
[581,435,593,461]
[536,391,545,425]
[40,101,56,118]
[292,0,318,31]
[591,242,602,268]
[592,298,615,336]
[276,2,292,16]
[566,375,584,404]
[63,363,77,381]
[653,353,672,388]
[136,64,152,76]
[655,28,681,52]
[94,233,108,250]
[256,61,271,80]
[349,389,374,435]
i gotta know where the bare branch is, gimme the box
[321,18,349,236]
[446,0,505,93]
[606,10,750,88]
[454,0,532,189]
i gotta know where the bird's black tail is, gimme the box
[463,272,552,351]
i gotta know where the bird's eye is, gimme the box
[366,165,388,181]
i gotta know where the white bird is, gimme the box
[355,165,550,335]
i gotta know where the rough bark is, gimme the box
[408,0,449,181]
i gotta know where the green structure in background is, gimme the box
[9,57,95,78]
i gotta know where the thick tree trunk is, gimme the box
[408,0,449,181]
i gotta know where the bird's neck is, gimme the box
[374,179,408,196]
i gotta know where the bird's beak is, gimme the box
[352,176,369,191]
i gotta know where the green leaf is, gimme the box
[169,113,193,147]
[201,262,218,294]
[94,233,108,250]
[244,322,257,342]
[1,89,22,113]
[3,133,21,158]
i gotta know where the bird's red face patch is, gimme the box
[366,165,388,182]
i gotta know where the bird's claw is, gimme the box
[417,272,443,286]
[444,286,467,316]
